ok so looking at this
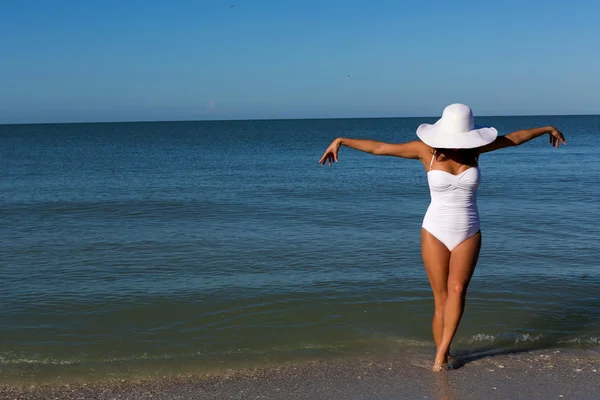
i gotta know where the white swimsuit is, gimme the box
[422,151,481,251]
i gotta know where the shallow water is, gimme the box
[1,115,599,383]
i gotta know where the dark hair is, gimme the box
[433,148,479,163]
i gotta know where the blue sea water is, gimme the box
[1,116,599,383]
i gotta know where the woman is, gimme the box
[318,104,566,371]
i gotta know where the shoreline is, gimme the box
[2,348,599,400]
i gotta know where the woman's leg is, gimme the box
[433,232,482,370]
[421,229,451,356]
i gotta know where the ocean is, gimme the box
[1,115,599,385]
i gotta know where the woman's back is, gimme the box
[423,150,481,251]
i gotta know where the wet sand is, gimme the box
[2,348,599,400]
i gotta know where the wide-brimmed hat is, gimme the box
[416,103,498,149]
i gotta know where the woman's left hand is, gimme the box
[549,127,566,148]
[319,139,342,166]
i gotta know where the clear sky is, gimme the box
[1,0,599,123]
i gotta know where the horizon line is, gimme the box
[1,112,598,127]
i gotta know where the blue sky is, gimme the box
[1,0,599,123]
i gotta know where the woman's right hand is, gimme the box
[319,138,342,166]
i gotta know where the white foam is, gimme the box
[559,337,600,345]
[464,332,544,344]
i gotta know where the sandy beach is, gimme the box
[2,348,599,400]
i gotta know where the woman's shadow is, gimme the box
[448,344,548,369]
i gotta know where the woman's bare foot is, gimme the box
[431,362,445,372]
[432,352,449,371]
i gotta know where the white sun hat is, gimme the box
[416,103,498,149]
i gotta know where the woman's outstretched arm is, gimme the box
[478,126,566,154]
[319,138,427,166]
